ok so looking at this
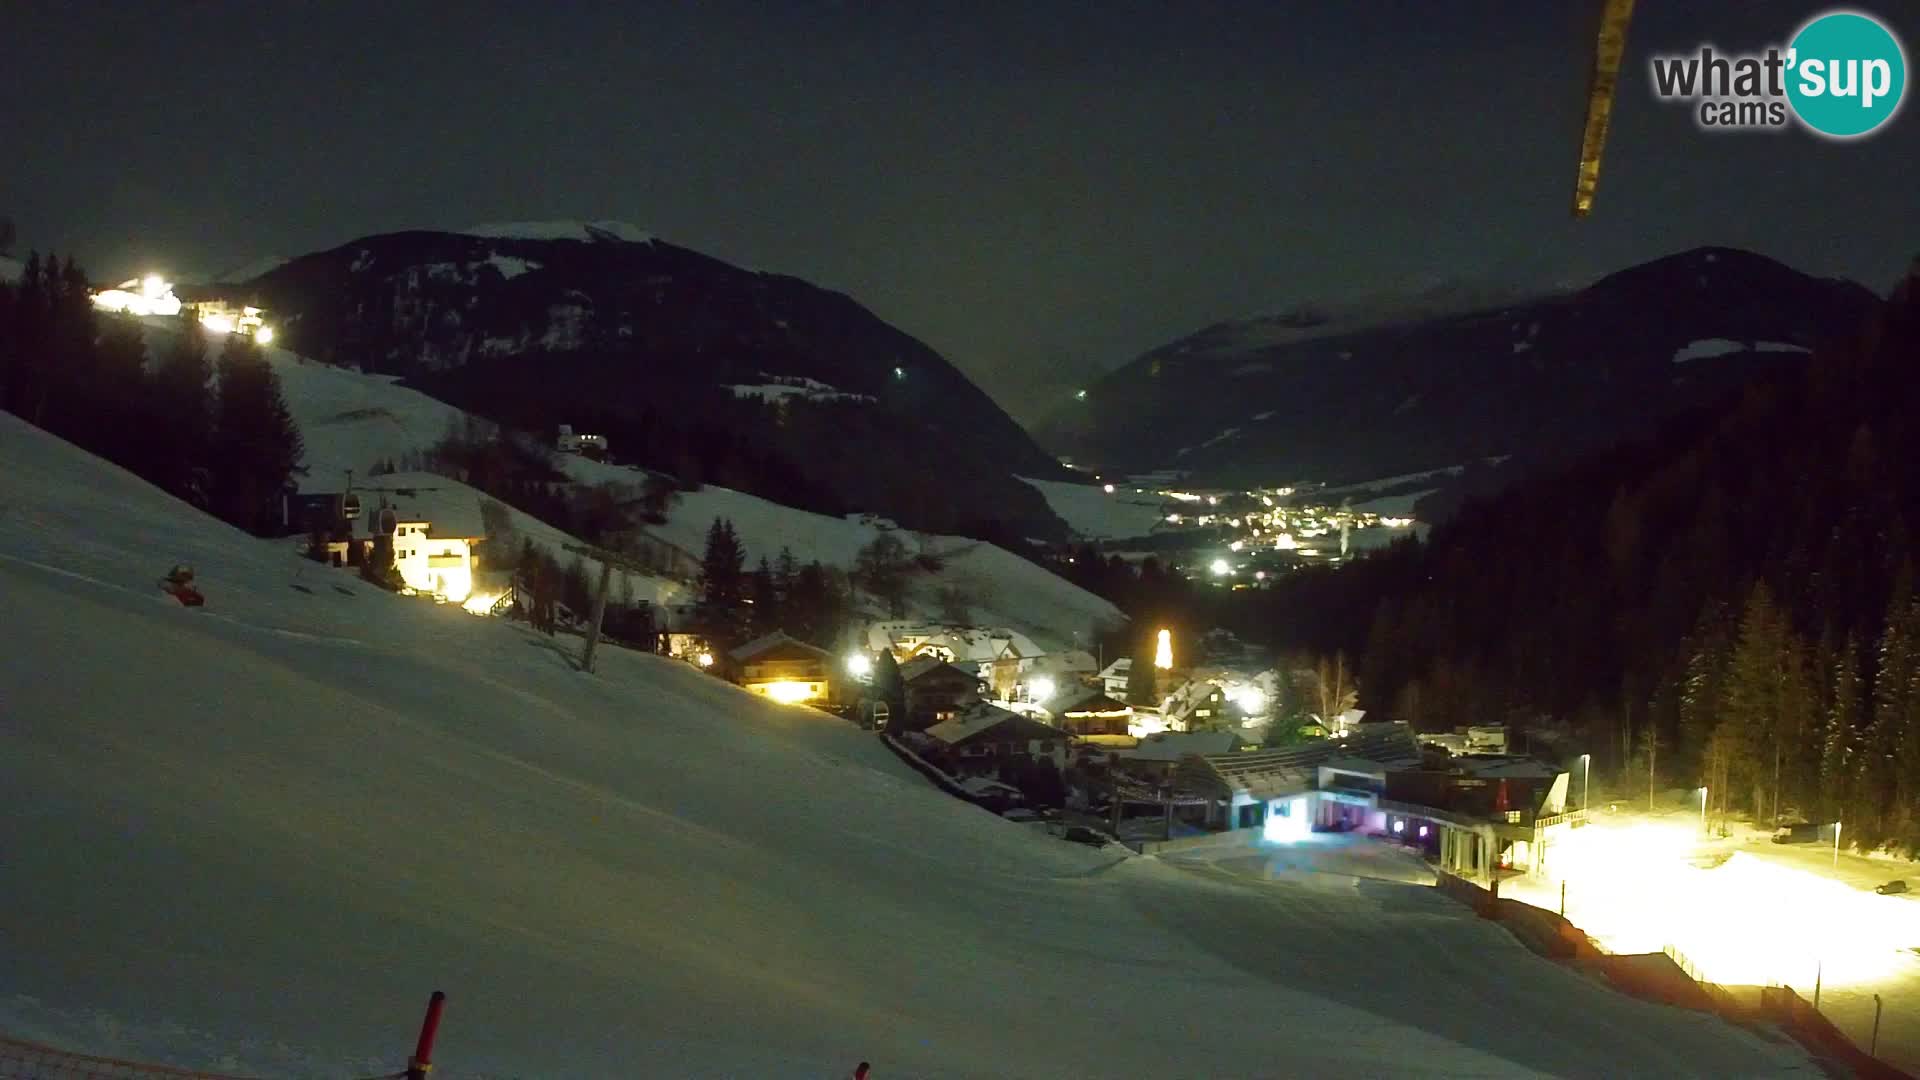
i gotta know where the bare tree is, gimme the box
[1314,652,1358,724]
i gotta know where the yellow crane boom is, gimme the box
[1574,0,1639,217]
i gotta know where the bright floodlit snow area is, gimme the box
[1501,808,1920,1070]
[0,413,1819,1078]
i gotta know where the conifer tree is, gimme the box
[747,556,780,638]
[696,516,746,647]
[1822,635,1861,825]
[209,334,303,533]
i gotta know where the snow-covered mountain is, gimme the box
[1042,248,1879,499]
[0,409,1812,1077]
[227,226,1068,540]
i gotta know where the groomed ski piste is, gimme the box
[0,410,1819,1077]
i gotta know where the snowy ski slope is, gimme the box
[0,413,1815,1077]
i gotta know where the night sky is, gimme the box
[6,1,1915,425]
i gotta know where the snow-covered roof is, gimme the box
[1034,648,1098,676]
[1453,756,1564,780]
[461,220,654,243]
[1160,679,1227,722]
[1123,730,1246,762]
[729,631,828,664]
[1054,685,1130,716]
[924,702,1023,745]
[898,655,977,685]
[870,621,1043,665]
[1098,657,1132,678]
[925,702,1065,747]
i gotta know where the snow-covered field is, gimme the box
[1016,477,1167,541]
[0,413,1816,1077]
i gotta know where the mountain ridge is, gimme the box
[1041,247,1880,499]
[232,227,1071,540]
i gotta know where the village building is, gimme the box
[1159,679,1234,732]
[866,621,1045,699]
[1109,730,1250,784]
[1166,724,1577,881]
[729,631,833,705]
[389,519,482,601]
[285,491,483,603]
[555,424,610,458]
[898,656,984,730]
[1097,657,1132,699]
[923,701,1072,776]
[1048,685,1134,739]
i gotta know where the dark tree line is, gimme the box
[1258,260,1920,852]
[0,253,303,535]
[421,417,688,578]
[695,516,850,653]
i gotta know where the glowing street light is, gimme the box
[255,325,276,345]
[846,652,872,679]
[1699,786,1709,833]
[1834,820,1842,869]
[1209,558,1231,576]
[696,651,714,668]
[1028,676,1056,704]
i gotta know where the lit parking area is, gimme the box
[1499,810,1920,1070]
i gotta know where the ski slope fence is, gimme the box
[0,1034,400,1080]
[1757,986,1912,1080]
[0,991,445,1080]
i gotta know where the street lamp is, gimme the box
[1580,754,1591,818]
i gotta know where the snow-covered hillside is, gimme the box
[1017,476,1168,541]
[558,455,1124,649]
[0,412,1813,1077]
[131,319,687,608]
[128,318,1121,648]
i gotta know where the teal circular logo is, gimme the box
[1786,11,1907,138]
